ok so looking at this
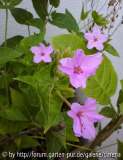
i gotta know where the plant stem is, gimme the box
[66,142,94,152]
[57,92,71,108]
[4,1,9,100]
[28,24,30,36]
[110,103,118,116]
[97,143,117,151]
[79,20,93,31]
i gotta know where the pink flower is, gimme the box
[84,27,108,51]
[58,49,103,88]
[30,43,54,63]
[67,98,105,140]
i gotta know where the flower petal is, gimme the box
[44,46,54,54]
[73,117,82,137]
[95,42,104,51]
[70,73,82,88]
[84,33,94,40]
[81,52,103,76]
[81,118,96,140]
[30,47,41,55]
[87,40,95,49]
[39,43,45,50]
[59,58,74,69]
[33,55,43,63]
[67,110,76,119]
[58,66,73,75]
[93,27,101,36]
[81,98,97,111]
[73,49,85,67]
[42,55,52,63]
[83,111,105,123]
[98,34,108,42]
[71,102,82,114]
[77,73,87,89]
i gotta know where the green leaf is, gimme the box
[0,119,29,134]
[14,76,35,86]
[120,79,123,91]
[9,0,23,6]
[0,0,3,5]
[62,112,79,142]
[46,132,63,154]
[10,8,33,25]
[34,64,52,86]
[76,32,85,39]
[28,85,40,107]
[10,88,39,120]
[49,10,79,32]
[32,0,48,20]
[0,107,28,121]
[92,11,110,26]
[117,90,123,108]
[104,44,120,57]
[0,5,14,9]
[36,111,45,126]
[18,135,40,148]
[1,36,24,48]
[0,94,9,110]
[0,74,13,89]
[99,107,116,118]
[119,103,123,115]
[50,0,60,8]
[14,64,52,87]
[51,34,97,57]
[66,127,79,142]
[38,86,63,133]
[82,55,117,105]
[0,47,23,68]
[117,139,123,160]
[52,131,66,148]
[30,18,45,31]
[81,6,90,20]
[20,33,45,52]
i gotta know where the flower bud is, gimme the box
[63,47,70,58]
[54,50,60,66]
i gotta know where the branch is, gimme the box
[59,115,123,160]
[0,120,66,148]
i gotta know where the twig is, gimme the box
[0,121,66,148]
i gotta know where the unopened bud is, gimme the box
[58,87,75,94]
[63,47,70,58]
[54,50,60,66]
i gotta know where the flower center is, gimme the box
[94,36,98,42]
[77,111,82,116]
[40,52,45,56]
[74,67,83,74]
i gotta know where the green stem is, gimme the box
[79,20,93,31]
[28,24,30,36]
[97,143,117,151]
[57,92,71,108]
[66,142,94,152]
[77,19,81,25]
[4,2,9,100]
[48,6,53,18]
[110,103,118,116]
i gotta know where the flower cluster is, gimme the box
[30,27,107,140]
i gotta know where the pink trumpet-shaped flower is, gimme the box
[30,43,54,63]
[84,27,108,51]
[67,98,105,140]
[58,49,103,88]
